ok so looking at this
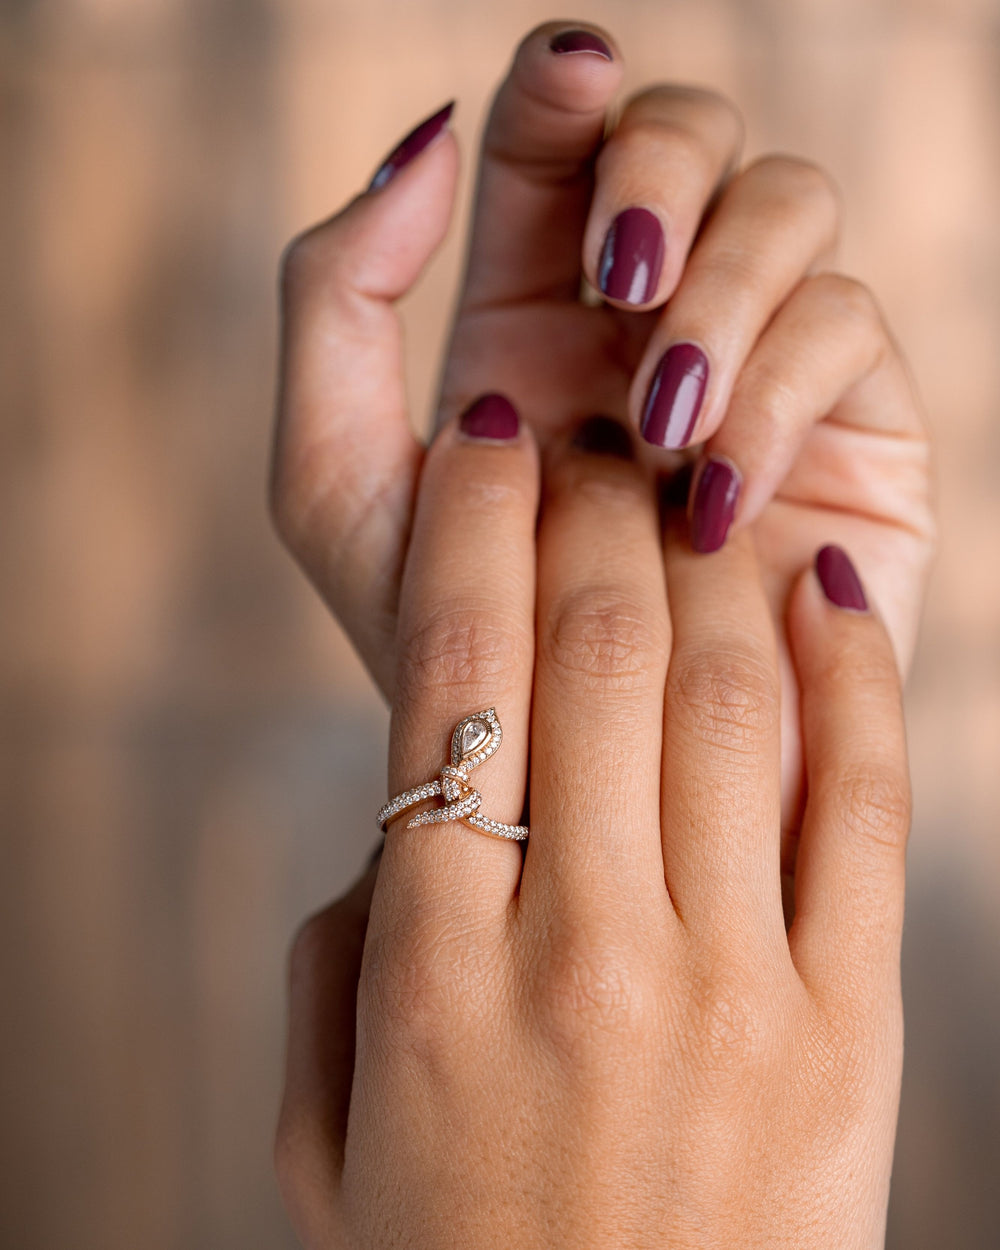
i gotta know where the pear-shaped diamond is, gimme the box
[460,719,490,757]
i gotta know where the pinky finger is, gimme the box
[275,854,380,1246]
[785,546,911,1004]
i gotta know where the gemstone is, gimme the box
[460,719,490,757]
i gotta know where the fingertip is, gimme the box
[510,20,623,114]
[366,99,457,193]
[688,454,741,554]
[815,544,869,612]
[786,544,893,688]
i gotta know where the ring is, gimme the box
[377,708,529,841]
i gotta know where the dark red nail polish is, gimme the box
[458,393,520,440]
[571,415,634,459]
[690,457,741,553]
[549,29,613,59]
[598,207,665,305]
[368,101,455,191]
[640,343,709,449]
[815,545,869,611]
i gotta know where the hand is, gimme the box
[271,20,934,829]
[276,410,911,1248]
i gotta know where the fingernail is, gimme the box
[368,101,455,191]
[815,545,869,612]
[571,415,634,459]
[640,343,709,450]
[597,207,665,306]
[690,457,741,553]
[458,393,520,441]
[549,29,613,59]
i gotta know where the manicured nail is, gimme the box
[549,29,613,59]
[690,457,741,553]
[571,415,634,459]
[368,101,455,191]
[640,343,709,449]
[815,545,869,611]
[458,393,520,441]
[598,207,665,305]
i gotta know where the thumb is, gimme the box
[271,103,459,696]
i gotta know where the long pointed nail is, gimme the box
[368,101,455,191]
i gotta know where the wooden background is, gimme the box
[2,0,998,1245]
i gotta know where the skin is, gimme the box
[271,21,934,832]
[270,20,934,1249]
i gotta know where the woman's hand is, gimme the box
[277,409,910,1248]
[271,20,934,828]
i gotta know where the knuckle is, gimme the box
[626,84,743,144]
[749,154,842,226]
[606,115,710,182]
[397,606,524,704]
[268,450,310,557]
[279,228,318,301]
[535,929,650,1055]
[668,645,778,751]
[801,1010,893,1138]
[809,272,885,339]
[688,970,769,1076]
[279,224,332,304]
[542,588,665,696]
[360,923,492,1067]
[287,904,338,985]
[840,764,912,852]
[737,358,799,426]
[816,641,899,707]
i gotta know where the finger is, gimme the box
[633,156,840,450]
[688,274,929,553]
[275,853,380,1247]
[786,547,911,1004]
[582,84,744,308]
[375,396,538,935]
[271,102,459,695]
[524,417,671,918]
[660,522,785,950]
[457,22,623,311]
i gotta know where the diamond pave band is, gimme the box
[377,708,528,841]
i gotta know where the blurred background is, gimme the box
[2,0,998,1245]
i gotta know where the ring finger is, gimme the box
[374,395,539,933]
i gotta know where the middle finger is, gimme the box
[522,417,670,918]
